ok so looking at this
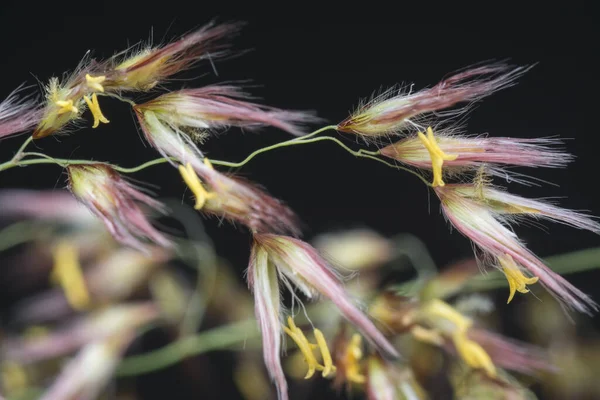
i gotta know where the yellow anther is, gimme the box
[83,93,110,128]
[51,241,90,310]
[24,326,49,340]
[417,126,458,187]
[410,326,445,346]
[85,74,106,92]
[499,254,539,304]
[284,317,337,380]
[178,162,216,210]
[55,99,78,114]
[452,332,496,378]
[204,157,214,170]
[420,299,472,333]
[344,334,366,384]
[283,317,320,379]
[314,329,336,377]
[1,361,28,394]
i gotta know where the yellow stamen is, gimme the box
[204,157,214,169]
[417,127,458,187]
[410,326,445,346]
[83,93,109,128]
[344,334,366,384]
[50,241,90,310]
[178,162,216,210]
[421,299,472,333]
[1,361,28,395]
[499,254,539,304]
[55,99,78,115]
[85,74,106,93]
[452,332,497,378]
[284,317,337,379]
[314,329,335,377]
[283,317,320,379]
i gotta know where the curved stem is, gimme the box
[116,319,260,376]
[0,125,430,186]
[208,125,337,169]
[211,135,432,186]
[12,136,34,161]
[97,92,137,107]
[113,157,174,173]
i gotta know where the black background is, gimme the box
[0,2,598,399]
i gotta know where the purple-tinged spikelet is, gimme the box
[248,234,398,399]
[104,22,240,92]
[67,164,171,253]
[466,329,555,375]
[381,132,572,183]
[338,62,530,138]
[247,243,288,400]
[135,85,318,137]
[0,189,96,226]
[136,109,301,236]
[0,87,40,139]
[435,183,599,314]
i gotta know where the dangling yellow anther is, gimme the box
[499,254,539,304]
[417,126,458,187]
[452,332,497,378]
[421,299,473,333]
[85,74,106,92]
[283,317,320,379]
[1,361,28,395]
[55,99,78,115]
[410,325,445,346]
[284,317,337,379]
[344,334,366,384]
[83,93,110,128]
[178,162,216,210]
[50,241,90,311]
[313,329,336,377]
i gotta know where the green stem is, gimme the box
[97,92,137,107]
[0,125,430,186]
[116,319,260,376]
[12,136,34,161]
[113,157,174,173]
[209,125,338,168]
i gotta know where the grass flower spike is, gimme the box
[104,22,239,92]
[248,233,398,399]
[135,85,318,137]
[0,88,40,139]
[337,62,530,138]
[137,110,301,236]
[435,183,600,313]
[67,164,171,253]
[33,60,109,138]
[381,129,571,183]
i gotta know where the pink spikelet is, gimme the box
[247,243,288,400]
[135,109,301,236]
[136,85,319,137]
[190,159,301,236]
[67,164,172,253]
[466,329,556,375]
[0,87,40,139]
[435,183,599,314]
[104,22,241,92]
[381,132,572,182]
[253,234,399,357]
[337,62,531,138]
[0,189,96,226]
[248,234,399,399]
